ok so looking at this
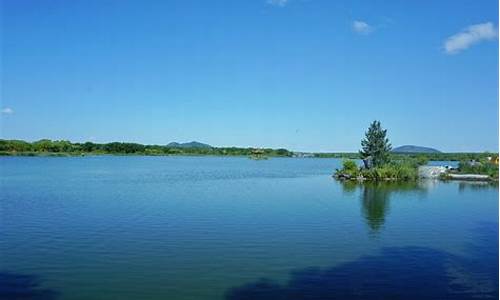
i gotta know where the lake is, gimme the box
[0,156,498,300]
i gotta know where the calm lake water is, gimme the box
[0,156,498,300]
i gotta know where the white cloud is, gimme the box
[267,0,289,7]
[1,107,13,115]
[444,22,497,54]
[352,20,373,34]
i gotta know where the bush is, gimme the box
[377,165,396,179]
[458,160,499,179]
[356,162,418,181]
[343,160,358,172]
[394,163,418,181]
[335,159,360,178]
[360,168,380,180]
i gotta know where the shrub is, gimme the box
[360,168,380,180]
[394,163,418,181]
[458,160,499,179]
[335,159,360,178]
[343,160,358,172]
[356,163,418,181]
[378,165,397,179]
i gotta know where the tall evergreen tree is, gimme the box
[360,121,392,168]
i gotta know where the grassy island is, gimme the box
[335,158,425,181]
[334,121,417,181]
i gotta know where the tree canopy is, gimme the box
[0,139,294,157]
[359,121,392,168]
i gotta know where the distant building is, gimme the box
[293,152,314,158]
[487,156,499,165]
[467,160,482,167]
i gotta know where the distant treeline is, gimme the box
[314,152,496,161]
[0,139,495,161]
[314,152,360,159]
[0,139,293,157]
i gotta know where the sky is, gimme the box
[1,0,498,152]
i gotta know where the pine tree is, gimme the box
[360,121,392,168]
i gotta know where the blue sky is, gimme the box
[1,0,498,152]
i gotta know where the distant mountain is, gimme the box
[392,145,441,153]
[167,141,212,149]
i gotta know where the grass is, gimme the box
[456,159,499,180]
[335,158,421,182]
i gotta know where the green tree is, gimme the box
[33,139,54,152]
[359,121,392,168]
[82,142,96,152]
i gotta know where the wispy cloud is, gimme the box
[267,0,289,7]
[352,20,373,34]
[444,22,497,54]
[1,107,13,115]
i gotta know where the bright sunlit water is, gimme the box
[0,156,498,300]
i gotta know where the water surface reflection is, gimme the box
[342,182,427,233]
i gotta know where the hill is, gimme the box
[392,145,441,153]
[167,141,212,149]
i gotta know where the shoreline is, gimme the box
[0,152,293,158]
[0,151,494,162]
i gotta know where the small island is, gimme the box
[335,121,498,182]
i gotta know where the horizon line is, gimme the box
[0,138,497,154]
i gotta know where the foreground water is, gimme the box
[0,156,498,300]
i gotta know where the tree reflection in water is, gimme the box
[458,181,498,193]
[342,181,427,233]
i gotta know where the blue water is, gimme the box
[427,160,459,167]
[0,156,498,300]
